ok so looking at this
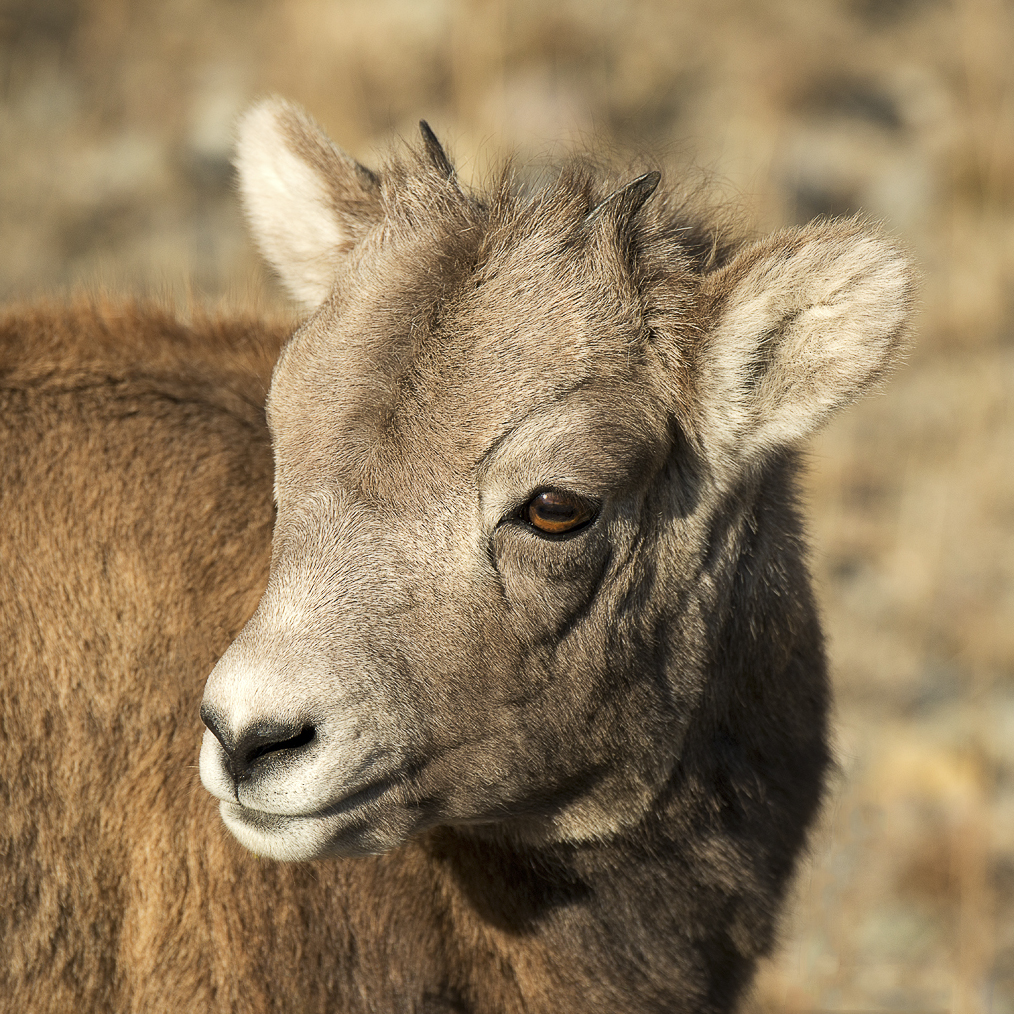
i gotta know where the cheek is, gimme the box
[490,526,612,638]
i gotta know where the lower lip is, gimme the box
[218,778,409,860]
[218,801,341,860]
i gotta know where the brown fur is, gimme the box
[2,105,914,1013]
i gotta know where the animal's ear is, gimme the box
[235,97,382,307]
[692,219,915,472]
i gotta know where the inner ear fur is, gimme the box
[692,218,916,473]
[235,97,382,308]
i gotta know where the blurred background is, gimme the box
[1,0,1012,1010]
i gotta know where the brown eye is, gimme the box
[525,490,596,535]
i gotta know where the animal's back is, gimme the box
[0,303,334,1011]
[0,300,595,1014]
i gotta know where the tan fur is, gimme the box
[2,100,915,1013]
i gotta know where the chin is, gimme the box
[218,800,422,860]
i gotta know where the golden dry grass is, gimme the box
[2,1,1012,1010]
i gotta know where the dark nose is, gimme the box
[200,704,317,784]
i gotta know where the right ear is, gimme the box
[688,219,914,476]
[235,98,382,308]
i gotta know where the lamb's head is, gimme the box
[199,98,913,861]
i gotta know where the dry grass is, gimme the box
[2,1,1012,1010]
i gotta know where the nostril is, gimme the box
[241,724,316,768]
[200,704,316,784]
[231,721,317,783]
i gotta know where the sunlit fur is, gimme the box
[2,98,914,1013]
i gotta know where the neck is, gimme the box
[418,657,826,1012]
[421,786,761,1013]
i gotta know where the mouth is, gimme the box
[236,773,396,822]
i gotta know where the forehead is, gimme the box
[268,196,679,499]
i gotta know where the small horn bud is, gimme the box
[419,120,454,179]
[586,171,662,224]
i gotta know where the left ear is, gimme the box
[691,218,916,472]
[235,97,382,308]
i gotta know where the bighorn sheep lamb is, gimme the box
[0,99,914,1013]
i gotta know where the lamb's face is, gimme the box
[198,98,912,861]
[199,206,698,861]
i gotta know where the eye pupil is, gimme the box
[526,491,594,534]
[534,493,575,521]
